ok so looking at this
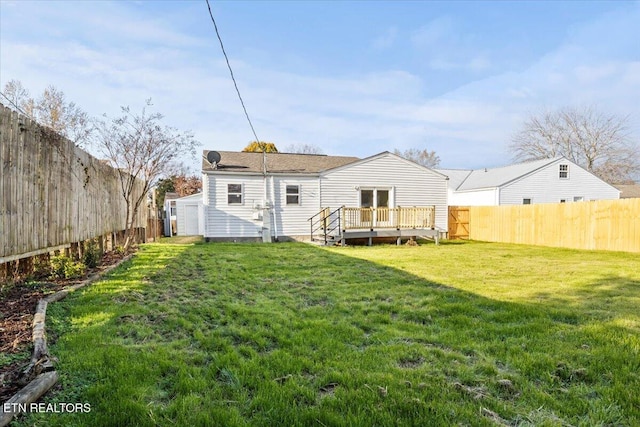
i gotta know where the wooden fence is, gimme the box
[468,199,640,253]
[448,206,470,240]
[0,103,147,269]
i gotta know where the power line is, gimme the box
[0,91,34,120]
[205,0,261,145]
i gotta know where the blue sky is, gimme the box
[1,0,638,172]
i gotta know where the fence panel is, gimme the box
[0,104,147,263]
[448,206,470,239]
[469,199,640,252]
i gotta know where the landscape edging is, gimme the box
[0,253,134,427]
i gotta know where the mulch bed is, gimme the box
[0,249,131,402]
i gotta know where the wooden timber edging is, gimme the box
[0,253,134,427]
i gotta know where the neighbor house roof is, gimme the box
[437,157,562,191]
[615,184,640,199]
[202,150,360,174]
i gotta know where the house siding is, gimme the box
[204,174,267,239]
[272,176,321,238]
[320,154,448,230]
[448,188,498,206]
[500,160,620,205]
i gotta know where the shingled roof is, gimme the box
[437,158,562,191]
[202,150,360,174]
[615,184,640,199]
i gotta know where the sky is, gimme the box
[1,0,639,172]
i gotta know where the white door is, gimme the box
[185,205,200,235]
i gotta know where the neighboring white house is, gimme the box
[437,157,620,206]
[174,192,205,236]
[201,150,449,241]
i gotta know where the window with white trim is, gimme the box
[227,184,243,204]
[559,164,569,179]
[523,198,532,205]
[573,196,584,202]
[286,185,300,205]
[560,199,566,203]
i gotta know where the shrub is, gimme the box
[83,239,101,269]
[50,254,86,279]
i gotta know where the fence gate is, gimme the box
[448,206,470,239]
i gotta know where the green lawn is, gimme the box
[14,240,640,426]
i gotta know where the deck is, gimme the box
[309,206,440,245]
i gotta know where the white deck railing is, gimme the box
[341,206,435,230]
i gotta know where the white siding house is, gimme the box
[438,157,620,206]
[321,153,448,231]
[175,193,204,236]
[202,150,448,241]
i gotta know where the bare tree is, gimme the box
[2,79,31,111]
[96,100,199,249]
[1,80,94,148]
[283,143,323,155]
[393,148,441,168]
[510,106,638,183]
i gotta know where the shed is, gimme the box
[175,193,204,236]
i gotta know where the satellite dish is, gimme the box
[207,151,221,164]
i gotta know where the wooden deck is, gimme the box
[340,227,440,246]
[310,206,440,245]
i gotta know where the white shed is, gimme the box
[175,193,204,236]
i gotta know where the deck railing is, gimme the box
[308,206,342,244]
[341,206,435,230]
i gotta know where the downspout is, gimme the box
[261,151,273,242]
[270,175,278,241]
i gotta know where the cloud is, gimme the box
[411,16,455,48]
[1,0,638,173]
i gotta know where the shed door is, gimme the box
[185,205,199,235]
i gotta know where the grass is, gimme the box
[12,240,640,426]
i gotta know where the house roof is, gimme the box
[202,150,360,174]
[437,157,562,191]
[615,184,640,199]
[175,192,203,201]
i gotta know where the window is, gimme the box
[560,199,566,203]
[573,196,584,202]
[227,184,242,204]
[286,185,300,205]
[559,164,569,179]
[523,198,532,205]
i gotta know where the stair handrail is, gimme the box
[308,206,342,244]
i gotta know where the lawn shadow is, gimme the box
[32,241,640,427]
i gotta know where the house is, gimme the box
[614,184,640,199]
[174,193,205,236]
[437,157,620,206]
[201,150,448,243]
